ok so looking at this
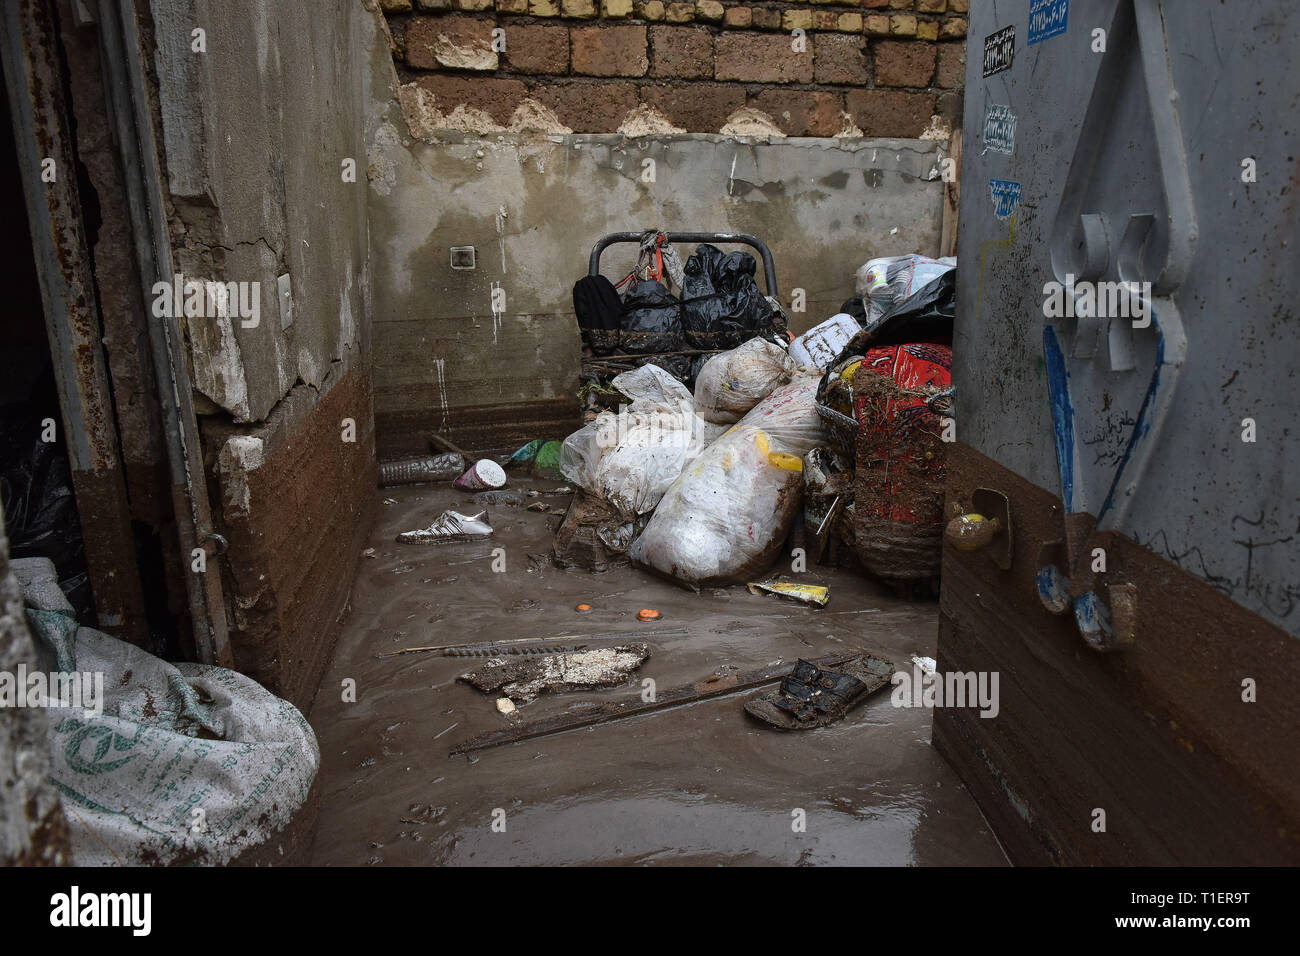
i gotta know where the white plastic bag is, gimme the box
[630,373,824,586]
[856,255,956,329]
[693,337,796,424]
[788,313,861,371]
[560,364,722,515]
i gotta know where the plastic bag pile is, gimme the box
[855,255,955,330]
[563,251,957,589]
[560,333,825,587]
[631,372,824,586]
[560,364,724,516]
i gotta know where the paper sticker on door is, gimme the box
[982,25,1015,77]
[989,180,1022,220]
[983,105,1017,154]
[1027,0,1069,44]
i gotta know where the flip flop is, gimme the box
[744,655,893,730]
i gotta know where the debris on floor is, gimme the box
[744,655,893,730]
[552,490,640,572]
[449,653,857,756]
[803,446,855,565]
[454,459,508,490]
[457,643,651,703]
[560,363,722,516]
[474,489,525,507]
[396,509,493,544]
[850,343,952,582]
[379,638,592,659]
[693,337,794,423]
[506,439,565,479]
[748,579,830,607]
[857,254,955,331]
[789,312,861,371]
[378,452,466,487]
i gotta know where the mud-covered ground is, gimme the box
[307,479,1007,866]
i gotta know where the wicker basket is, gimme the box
[815,402,859,460]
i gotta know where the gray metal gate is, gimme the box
[955,0,1299,642]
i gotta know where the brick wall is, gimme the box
[379,0,967,137]
[202,366,379,713]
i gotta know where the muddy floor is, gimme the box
[307,478,1008,866]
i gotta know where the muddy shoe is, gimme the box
[744,656,893,730]
[396,510,492,544]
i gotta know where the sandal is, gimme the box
[744,656,893,730]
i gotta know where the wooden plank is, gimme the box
[940,128,962,258]
[428,432,474,461]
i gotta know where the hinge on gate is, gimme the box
[1036,0,1196,651]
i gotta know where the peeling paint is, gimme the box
[218,436,265,517]
[430,32,497,71]
[919,114,953,141]
[187,314,251,421]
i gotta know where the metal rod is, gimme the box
[378,626,688,659]
[0,0,149,641]
[588,232,780,298]
[95,0,231,665]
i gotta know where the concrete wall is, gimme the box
[152,0,371,424]
[367,112,948,456]
[149,0,380,709]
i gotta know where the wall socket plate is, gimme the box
[277,273,293,329]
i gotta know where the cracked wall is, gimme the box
[148,0,380,708]
[152,0,370,424]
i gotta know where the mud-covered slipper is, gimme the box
[744,656,893,730]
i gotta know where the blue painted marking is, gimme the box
[989,179,1022,220]
[1035,565,1071,614]
[1074,591,1111,646]
[1027,0,1069,45]
[1043,324,1075,512]
[1096,304,1165,524]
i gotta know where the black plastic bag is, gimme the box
[573,274,622,355]
[839,295,868,325]
[0,411,95,622]
[680,244,773,350]
[827,270,956,368]
[619,279,683,354]
[687,353,711,388]
[870,269,955,348]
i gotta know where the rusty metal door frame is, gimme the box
[93,0,231,665]
[1,0,229,665]
[0,0,149,643]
